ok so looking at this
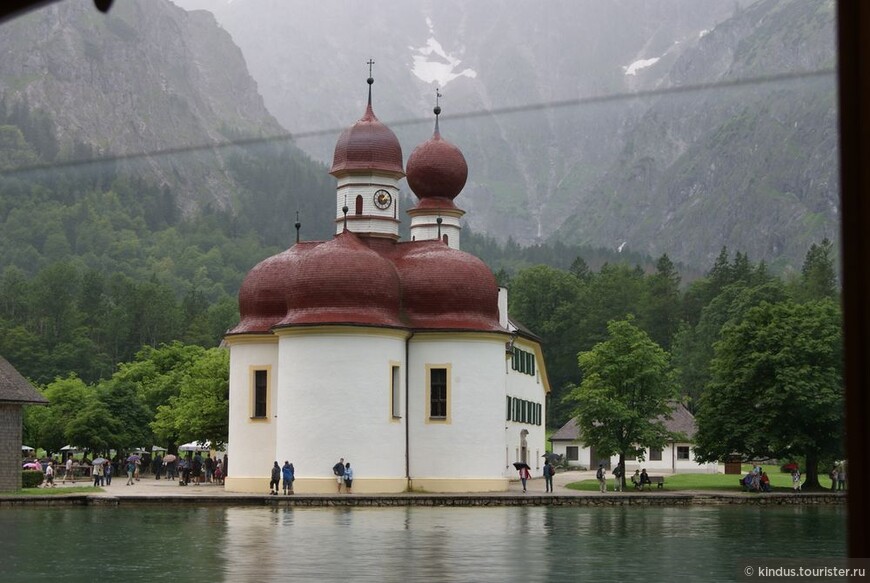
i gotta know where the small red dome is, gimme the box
[275,231,403,328]
[406,129,468,202]
[330,104,404,176]
[395,241,501,331]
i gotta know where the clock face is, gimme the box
[373,189,393,210]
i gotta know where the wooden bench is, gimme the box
[648,476,664,489]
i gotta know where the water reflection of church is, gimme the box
[224,73,549,493]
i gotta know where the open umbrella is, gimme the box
[22,462,41,470]
[542,452,563,463]
[163,454,177,463]
[126,454,141,462]
[92,457,108,465]
[151,446,167,453]
[513,462,531,471]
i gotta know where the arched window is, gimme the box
[442,234,449,245]
[355,195,363,215]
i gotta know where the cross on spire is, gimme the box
[366,58,375,105]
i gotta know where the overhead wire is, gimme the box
[0,67,836,177]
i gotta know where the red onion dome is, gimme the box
[231,244,315,335]
[275,231,404,328]
[395,241,502,331]
[330,104,404,177]
[406,129,468,204]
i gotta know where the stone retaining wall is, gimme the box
[0,492,847,508]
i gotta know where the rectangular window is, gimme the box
[566,446,579,461]
[391,366,401,418]
[429,368,447,419]
[677,446,690,460]
[253,369,268,418]
[649,448,663,461]
[536,403,542,426]
[506,396,512,420]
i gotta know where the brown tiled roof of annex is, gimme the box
[0,356,47,404]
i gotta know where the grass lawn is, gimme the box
[566,471,837,492]
[1,486,103,496]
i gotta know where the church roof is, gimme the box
[0,356,47,405]
[550,403,697,442]
[406,127,468,204]
[330,103,404,177]
[230,235,503,335]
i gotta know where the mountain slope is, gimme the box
[0,0,285,212]
[555,0,838,270]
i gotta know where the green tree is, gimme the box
[797,238,837,301]
[151,348,229,448]
[694,299,843,488]
[566,317,678,487]
[639,254,681,350]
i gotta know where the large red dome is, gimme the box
[275,231,403,328]
[230,233,404,334]
[406,129,468,203]
[330,104,404,177]
[395,241,501,331]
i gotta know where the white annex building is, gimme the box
[224,75,550,493]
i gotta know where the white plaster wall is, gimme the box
[408,335,507,479]
[227,340,279,480]
[408,215,461,248]
[504,341,547,477]
[276,330,407,481]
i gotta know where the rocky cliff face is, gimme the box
[555,0,838,270]
[0,0,286,212]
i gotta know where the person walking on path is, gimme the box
[829,465,838,491]
[612,463,623,492]
[596,463,607,493]
[333,458,346,493]
[518,465,531,492]
[125,459,136,486]
[269,461,281,495]
[44,462,54,488]
[838,463,847,491]
[282,461,295,495]
[93,461,104,487]
[543,461,554,493]
[63,457,74,484]
[343,462,354,494]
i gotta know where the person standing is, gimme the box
[596,463,607,493]
[269,461,281,495]
[104,460,113,486]
[333,458,345,493]
[838,463,847,491]
[93,461,104,487]
[343,462,354,494]
[44,462,54,488]
[612,463,623,492]
[518,465,531,493]
[829,464,838,491]
[791,467,802,492]
[153,454,163,480]
[282,461,295,495]
[205,454,214,483]
[543,461,554,493]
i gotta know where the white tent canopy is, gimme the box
[60,445,79,451]
[22,445,34,451]
[151,446,167,452]
[178,440,211,452]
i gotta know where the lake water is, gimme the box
[0,505,845,582]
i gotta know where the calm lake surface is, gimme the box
[0,505,845,582]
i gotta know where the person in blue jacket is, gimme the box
[282,461,295,495]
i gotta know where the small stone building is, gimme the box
[0,356,47,491]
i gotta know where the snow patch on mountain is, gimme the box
[622,57,660,76]
[410,17,477,86]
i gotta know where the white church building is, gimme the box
[224,75,550,493]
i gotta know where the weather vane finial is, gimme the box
[434,87,442,134]
[366,58,375,105]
